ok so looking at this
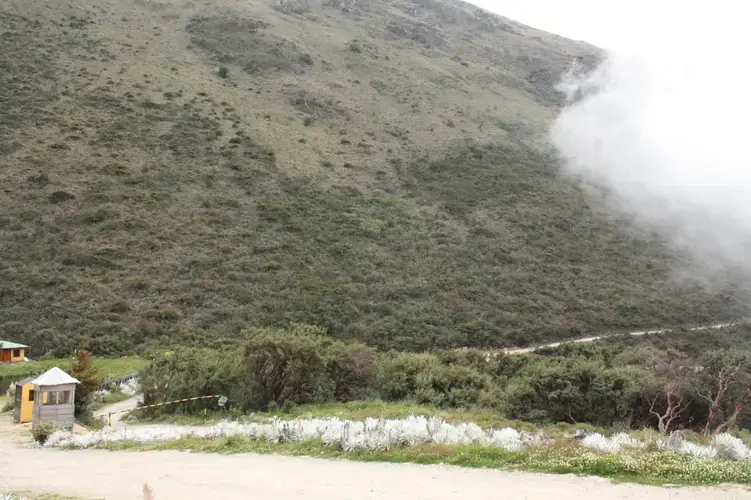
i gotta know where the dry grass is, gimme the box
[0,0,748,357]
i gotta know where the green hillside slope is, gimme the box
[0,0,746,356]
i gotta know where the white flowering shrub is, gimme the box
[91,378,140,402]
[120,378,140,396]
[91,389,110,402]
[46,415,543,452]
[712,434,751,461]
[655,430,684,452]
[581,432,645,454]
[677,441,718,460]
[0,495,26,500]
[612,432,645,449]
[581,433,620,453]
[42,411,751,466]
[649,431,751,461]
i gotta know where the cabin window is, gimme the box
[28,390,34,402]
[44,392,57,405]
[12,349,20,357]
[42,390,71,405]
[58,391,70,404]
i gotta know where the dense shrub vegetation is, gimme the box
[2,5,749,359]
[140,324,751,433]
[141,325,376,411]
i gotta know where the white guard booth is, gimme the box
[30,367,81,430]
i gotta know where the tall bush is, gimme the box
[140,348,230,408]
[235,324,376,409]
[236,325,334,409]
[503,356,648,426]
[325,341,377,401]
[69,350,103,418]
[377,351,497,408]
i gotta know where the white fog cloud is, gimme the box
[468,0,751,281]
[547,4,751,278]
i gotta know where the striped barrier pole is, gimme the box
[107,394,227,425]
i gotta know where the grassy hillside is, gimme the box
[0,357,145,381]
[1,0,748,356]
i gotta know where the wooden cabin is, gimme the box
[0,340,28,363]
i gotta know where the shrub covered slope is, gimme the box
[140,324,751,433]
[1,0,749,356]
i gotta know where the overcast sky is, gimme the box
[466,0,743,56]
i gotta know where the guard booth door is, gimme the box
[13,384,22,423]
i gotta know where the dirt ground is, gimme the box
[1,414,750,500]
[93,396,141,428]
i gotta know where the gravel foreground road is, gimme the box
[2,445,751,500]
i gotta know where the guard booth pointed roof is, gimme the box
[30,367,80,386]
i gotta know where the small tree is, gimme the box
[69,350,102,418]
[237,325,334,410]
[697,350,751,435]
[649,386,688,434]
[325,342,376,402]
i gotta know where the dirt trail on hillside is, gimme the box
[503,321,745,355]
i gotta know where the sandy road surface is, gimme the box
[94,396,141,428]
[1,438,750,500]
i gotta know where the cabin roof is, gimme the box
[30,367,80,386]
[0,340,29,349]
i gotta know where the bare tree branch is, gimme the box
[650,389,687,434]
[701,362,746,435]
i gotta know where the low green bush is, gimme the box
[32,421,59,444]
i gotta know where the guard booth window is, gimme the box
[43,391,70,405]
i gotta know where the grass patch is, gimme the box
[131,401,516,426]
[101,391,134,405]
[131,401,628,439]
[100,436,751,486]
[89,391,134,412]
[0,357,146,381]
[186,16,313,76]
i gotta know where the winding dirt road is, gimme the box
[503,321,745,355]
